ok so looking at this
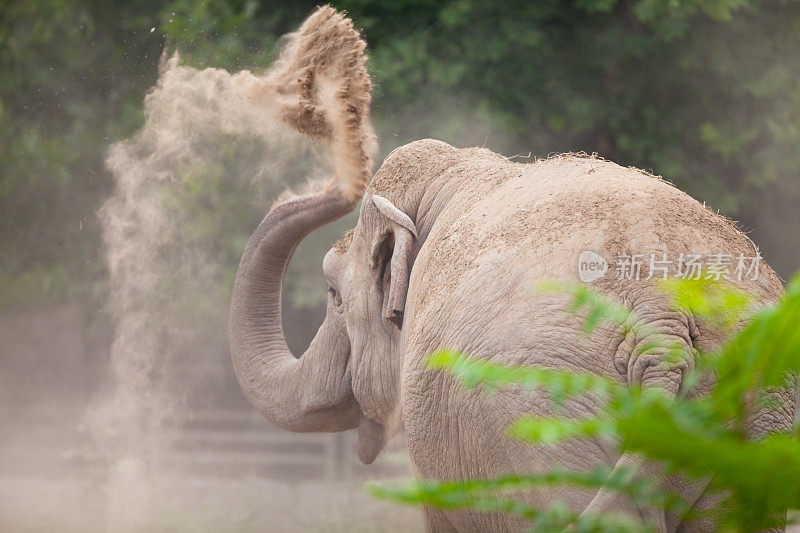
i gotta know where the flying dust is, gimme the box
[85,6,381,531]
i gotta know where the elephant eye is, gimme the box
[328,287,342,307]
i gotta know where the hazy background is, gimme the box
[2,0,800,531]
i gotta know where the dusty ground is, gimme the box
[0,402,423,532]
[0,476,423,532]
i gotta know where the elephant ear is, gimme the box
[370,195,419,327]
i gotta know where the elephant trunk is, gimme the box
[229,190,361,432]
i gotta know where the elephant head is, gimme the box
[229,139,501,463]
[229,141,455,462]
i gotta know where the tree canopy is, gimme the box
[2,0,800,309]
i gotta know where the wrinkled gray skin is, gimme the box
[230,139,795,532]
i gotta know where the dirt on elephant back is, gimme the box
[540,151,757,245]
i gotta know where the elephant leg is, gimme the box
[582,453,712,533]
[423,507,458,532]
[581,304,701,532]
[582,454,666,530]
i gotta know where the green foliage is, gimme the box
[0,0,323,310]
[159,0,315,70]
[373,274,800,531]
[371,467,652,532]
[658,276,751,330]
[5,0,800,313]
[0,0,167,307]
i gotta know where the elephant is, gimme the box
[229,139,795,531]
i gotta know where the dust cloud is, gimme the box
[68,5,393,532]
[234,5,377,202]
